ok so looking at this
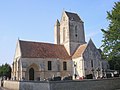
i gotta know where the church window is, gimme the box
[91,60,93,67]
[29,68,34,80]
[63,62,67,70]
[48,61,52,70]
[75,26,78,37]
[75,26,77,33]
[63,17,65,21]
[75,34,77,37]
[63,27,65,42]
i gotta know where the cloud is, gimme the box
[86,31,101,38]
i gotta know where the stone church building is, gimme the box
[11,11,105,81]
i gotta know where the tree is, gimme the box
[0,63,11,79]
[101,1,120,71]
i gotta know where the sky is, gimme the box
[0,0,119,65]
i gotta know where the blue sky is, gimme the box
[0,0,119,65]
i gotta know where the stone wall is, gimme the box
[12,57,72,81]
[83,39,102,78]
[20,81,49,90]
[3,80,19,90]
[73,57,85,78]
[3,78,120,90]
[49,78,120,90]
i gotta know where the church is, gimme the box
[11,11,106,81]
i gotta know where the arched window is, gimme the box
[29,68,34,80]
[63,17,65,21]
[63,27,65,42]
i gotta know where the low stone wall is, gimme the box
[49,78,120,90]
[20,81,50,90]
[3,78,120,90]
[3,80,19,90]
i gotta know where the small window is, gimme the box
[63,62,67,70]
[48,61,52,70]
[75,26,77,33]
[63,17,65,21]
[75,34,77,37]
[91,60,93,67]
[63,27,65,42]
[75,26,78,37]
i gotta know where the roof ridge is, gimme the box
[19,40,63,46]
[65,11,78,15]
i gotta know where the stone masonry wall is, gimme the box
[20,81,49,90]
[50,78,120,90]
[3,80,19,90]
[3,78,120,90]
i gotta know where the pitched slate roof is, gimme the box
[65,11,83,22]
[19,40,71,60]
[72,44,87,59]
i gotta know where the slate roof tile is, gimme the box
[65,11,83,22]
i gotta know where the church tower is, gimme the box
[54,11,86,55]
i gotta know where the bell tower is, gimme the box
[54,11,86,55]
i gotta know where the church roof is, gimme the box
[72,44,87,59]
[65,11,83,22]
[19,40,71,60]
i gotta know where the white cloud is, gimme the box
[86,31,101,38]
[85,31,102,42]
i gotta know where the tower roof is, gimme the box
[65,11,83,22]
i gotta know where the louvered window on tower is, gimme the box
[75,26,78,37]
[91,60,93,68]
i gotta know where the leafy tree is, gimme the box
[101,1,120,71]
[0,63,11,79]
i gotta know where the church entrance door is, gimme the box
[29,68,34,80]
